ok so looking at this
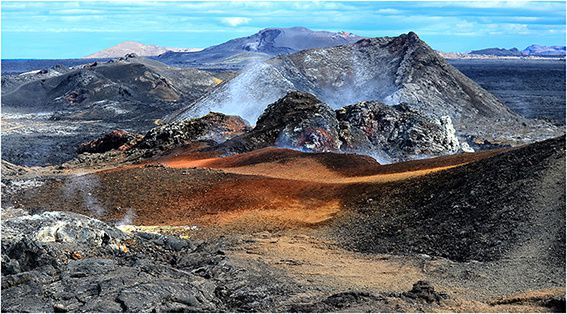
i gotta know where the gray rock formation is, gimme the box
[167,32,560,146]
[337,101,461,162]
[219,91,461,162]
[219,92,342,154]
[60,112,250,166]
[1,211,226,312]
[135,112,250,152]
[2,55,220,129]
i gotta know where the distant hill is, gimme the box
[84,41,201,58]
[2,55,219,126]
[469,47,523,56]
[470,45,565,57]
[522,44,566,56]
[155,27,364,69]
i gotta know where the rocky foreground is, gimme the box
[2,210,564,313]
[0,211,473,312]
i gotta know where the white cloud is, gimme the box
[376,8,402,15]
[221,17,251,27]
[51,9,104,15]
[59,15,105,22]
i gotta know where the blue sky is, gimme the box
[2,0,566,59]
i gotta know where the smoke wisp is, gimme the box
[115,208,136,227]
[62,173,106,217]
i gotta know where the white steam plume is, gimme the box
[62,173,106,217]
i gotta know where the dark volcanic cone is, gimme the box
[168,32,560,146]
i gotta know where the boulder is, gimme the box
[77,130,142,154]
[402,281,448,304]
[135,112,250,152]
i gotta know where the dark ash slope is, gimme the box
[331,136,566,265]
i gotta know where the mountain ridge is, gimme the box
[470,44,566,57]
[2,55,219,128]
[155,27,364,69]
[84,41,201,59]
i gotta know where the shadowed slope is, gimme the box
[330,136,566,264]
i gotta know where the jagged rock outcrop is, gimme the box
[220,92,341,153]
[337,101,461,162]
[135,112,250,152]
[62,113,250,165]
[219,91,461,161]
[168,32,559,146]
[77,130,142,154]
[1,212,227,312]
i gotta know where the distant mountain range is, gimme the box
[470,44,565,57]
[84,41,201,58]
[155,27,364,69]
[83,30,564,67]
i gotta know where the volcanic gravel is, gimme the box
[330,136,565,264]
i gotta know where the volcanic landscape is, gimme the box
[1,28,565,313]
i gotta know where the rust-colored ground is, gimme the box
[14,147,505,233]
[157,146,507,177]
[228,232,564,312]
[157,146,507,184]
